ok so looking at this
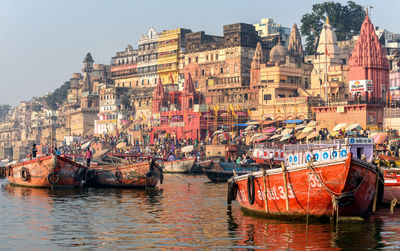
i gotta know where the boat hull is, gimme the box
[204,169,253,183]
[85,160,162,188]
[163,158,195,173]
[7,155,86,188]
[231,155,378,218]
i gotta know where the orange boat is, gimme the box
[85,159,163,188]
[6,154,87,188]
[229,139,381,218]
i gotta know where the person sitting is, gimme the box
[236,156,241,164]
[168,153,176,161]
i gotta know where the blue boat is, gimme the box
[218,162,260,172]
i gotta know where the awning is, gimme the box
[295,124,306,131]
[302,126,314,133]
[211,130,224,137]
[250,133,264,142]
[281,128,293,135]
[263,120,276,126]
[233,123,248,127]
[255,135,269,142]
[372,133,388,144]
[236,111,247,116]
[155,130,166,133]
[245,125,258,131]
[284,119,303,124]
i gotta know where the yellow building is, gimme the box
[157,28,191,86]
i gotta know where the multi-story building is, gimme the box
[254,18,290,46]
[94,86,132,135]
[111,45,138,88]
[157,28,191,88]
[184,23,269,111]
[137,28,160,88]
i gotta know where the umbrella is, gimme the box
[250,133,263,142]
[211,130,224,137]
[302,126,314,133]
[247,121,261,125]
[296,131,310,140]
[220,113,229,117]
[295,124,306,131]
[81,140,92,149]
[372,133,388,144]
[255,135,269,142]
[275,127,284,133]
[281,128,293,135]
[280,134,292,142]
[262,127,276,133]
[330,131,340,137]
[286,124,296,128]
[269,134,282,140]
[306,131,320,140]
[333,123,348,132]
[116,142,127,149]
[345,123,362,131]
[307,121,316,127]
[218,132,230,141]
[245,125,257,131]
[181,145,194,153]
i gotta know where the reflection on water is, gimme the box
[0,175,400,249]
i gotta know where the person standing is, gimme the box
[32,144,37,158]
[85,148,92,167]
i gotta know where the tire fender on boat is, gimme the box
[20,167,30,181]
[247,174,256,205]
[227,180,238,205]
[48,172,60,185]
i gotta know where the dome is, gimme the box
[269,42,288,64]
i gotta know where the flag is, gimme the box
[230,103,234,112]
[247,108,252,115]
[169,112,172,119]
[294,106,298,113]
[325,45,329,57]
[277,107,281,113]
[216,104,219,111]
[232,110,237,118]
[236,104,240,111]
[199,111,202,117]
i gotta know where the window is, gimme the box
[264,94,271,101]
[216,54,218,60]
[234,65,237,73]
[206,55,208,61]
[201,69,205,76]
[196,57,198,62]
[220,67,223,74]
[142,80,144,86]
[226,66,229,73]
[188,58,191,63]
[211,54,213,61]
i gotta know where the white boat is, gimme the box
[163,158,196,173]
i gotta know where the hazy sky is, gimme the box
[0,0,395,106]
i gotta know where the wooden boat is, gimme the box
[204,168,253,183]
[198,159,214,170]
[6,154,87,188]
[229,139,381,218]
[85,159,163,188]
[218,162,260,172]
[380,168,400,204]
[162,158,196,173]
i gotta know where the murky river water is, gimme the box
[1,174,400,250]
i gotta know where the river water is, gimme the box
[1,174,400,250]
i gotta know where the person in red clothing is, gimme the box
[85,148,92,167]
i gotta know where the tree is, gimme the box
[300,1,365,55]
[0,104,11,122]
[45,81,71,109]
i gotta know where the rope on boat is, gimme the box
[306,154,368,223]
[263,169,269,214]
[281,162,290,211]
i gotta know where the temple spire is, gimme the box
[183,73,195,93]
[288,23,304,61]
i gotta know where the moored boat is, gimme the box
[85,159,163,188]
[163,158,196,173]
[204,168,253,183]
[219,162,260,172]
[6,154,87,188]
[229,138,381,218]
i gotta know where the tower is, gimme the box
[287,23,304,64]
[250,42,264,87]
[82,52,94,93]
[182,73,196,110]
[152,78,167,113]
[348,14,390,100]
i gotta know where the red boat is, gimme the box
[85,159,163,188]
[380,169,400,204]
[229,139,380,218]
[6,154,87,188]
